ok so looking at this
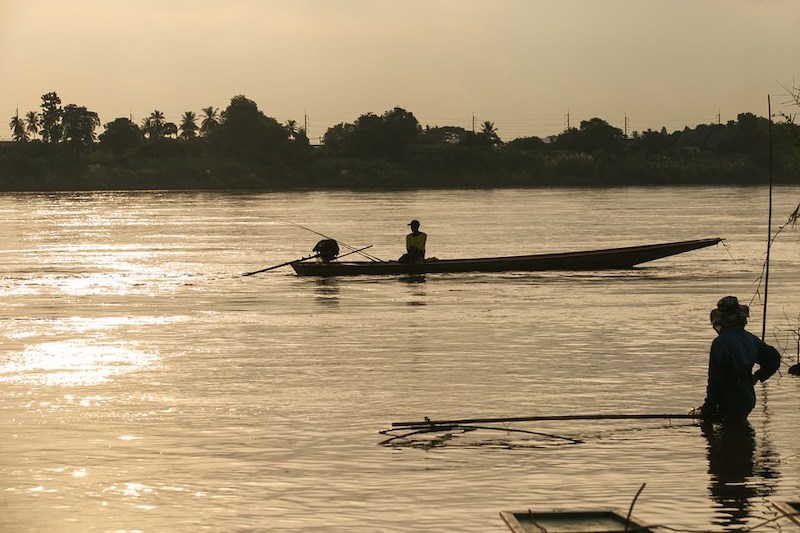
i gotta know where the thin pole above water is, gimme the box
[762,95,774,341]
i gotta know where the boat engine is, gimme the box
[312,239,340,263]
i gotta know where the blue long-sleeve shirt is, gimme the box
[701,327,781,418]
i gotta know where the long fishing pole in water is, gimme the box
[273,218,384,262]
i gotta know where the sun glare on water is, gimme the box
[0,340,158,386]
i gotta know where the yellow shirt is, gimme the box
[406,231,427,256]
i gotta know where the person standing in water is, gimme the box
[398,220,427,263]
[691,296,781,419]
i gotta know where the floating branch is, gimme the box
[378,424,583,448]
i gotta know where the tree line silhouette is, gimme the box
[2,90,798,190]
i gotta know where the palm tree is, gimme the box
[285,119,297,138]
[8,110,28,142]
[200,106,219,137]
[179,111,198,139]
[150,110,165,137]
[480,120,502,145]
[141,116,153,139]
[25,111,39,140]
[142,110,165,139]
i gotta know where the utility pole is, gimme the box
[472,112,476,133]
[564,110,570,131]
[716,110,721,125]
[624,114,629,138]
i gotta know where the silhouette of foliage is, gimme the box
[208,95,289,159]
[3,90,800,191]
[554,118,625,153]
[420,126,469,145]
[200,107,220,137]
[505,136,546,152]
[39,92,62,144]
[629,128,674,154]
[480,121,502,146]
[9,111,27,142]
[61,104,100,155]
[137,138,186,158]
[179,112,198,140]
[163,122,178,138]
[99,118,143,158]
[25,111,39,140]
[322,107,420,156]
[142,110,166,139]
[782,84,800,164]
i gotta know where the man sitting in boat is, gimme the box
[398,220,427,263]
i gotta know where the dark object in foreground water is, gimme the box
[291,237,723,276]
[380,413,708,449]
[773,501,800,527]
[499,509,651,533]
[788,363,800,375]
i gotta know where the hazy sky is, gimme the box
[1,0,798,141]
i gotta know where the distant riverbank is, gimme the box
[6,94,798,192]
[0,149,794,192]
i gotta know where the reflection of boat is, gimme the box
[500,509,651,532]
[773,501,800,527]
[290,238,722,277]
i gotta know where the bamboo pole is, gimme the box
[391,413,702,428]
[762,94,774,341]
[242,245,373,276]
[242,253,319,276]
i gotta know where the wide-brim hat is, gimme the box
[710,295,749,329]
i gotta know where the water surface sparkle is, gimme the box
[1,188,800,532]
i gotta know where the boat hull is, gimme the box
[290,238,722,277]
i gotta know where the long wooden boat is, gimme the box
[290,237,722,277]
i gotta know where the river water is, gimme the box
[1,186,800,532]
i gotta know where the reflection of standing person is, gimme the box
[702,419,757,528]
[398,220,427,264]
[691,296,781,419]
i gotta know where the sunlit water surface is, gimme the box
[1,187,800,532]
